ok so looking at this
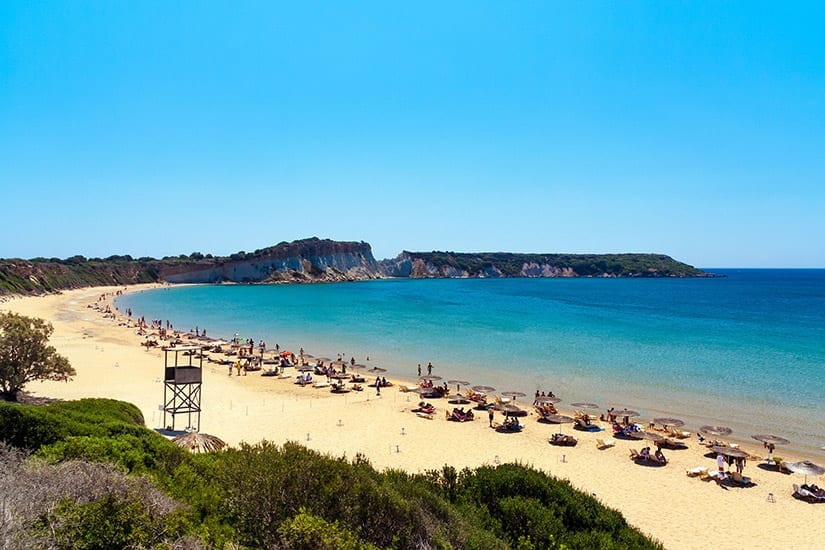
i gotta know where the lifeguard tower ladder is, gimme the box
[162,345,203,431]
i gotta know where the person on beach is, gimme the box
[717,453,726,474]
[488,408,495,427]
[375,376,381,396]
[427,362,433,375]
[418,364,422,377]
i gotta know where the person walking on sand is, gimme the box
[427,362,433,376]
[418,364,422,377]
[375,376,381,396]
[488,408,495,427]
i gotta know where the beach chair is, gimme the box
[686,466,708,478]
[596,438,616,450]
[629,448,640,460]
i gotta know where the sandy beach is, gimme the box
[3,285,823,549]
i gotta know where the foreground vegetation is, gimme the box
[0,398,662,549]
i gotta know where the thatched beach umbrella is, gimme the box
[536,395,561,404]
[710,445,749,459]
[542,414,575,424]
[752,434,790,446]
[368,365,387,373]
[630,431,665,442]
[653,417,685,428]
[472,385,496,393]
[786,460,825,484]
[570,402,599,409]
[172,430,227,453]
[700,425,733,437]
[420,375,443,381]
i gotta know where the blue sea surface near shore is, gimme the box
[116,269,825,455]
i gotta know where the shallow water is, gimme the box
[117,269,825,455]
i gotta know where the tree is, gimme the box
[0,312,75,401]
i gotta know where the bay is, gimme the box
[117,269,825,455]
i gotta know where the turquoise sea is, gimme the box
[116,269,825,456]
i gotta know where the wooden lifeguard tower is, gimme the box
[162,345,203,431]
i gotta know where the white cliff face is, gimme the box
[161,242,385,284]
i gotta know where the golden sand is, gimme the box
[3,285,822,549]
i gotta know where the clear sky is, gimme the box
[1,2,823,267]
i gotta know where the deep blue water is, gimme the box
[116,269,825,453]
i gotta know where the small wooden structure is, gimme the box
[162,345,203,431]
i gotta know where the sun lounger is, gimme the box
[596,438,616,450]
[629,448,640,460]
[793,484,825,503]
[686,466,708,477]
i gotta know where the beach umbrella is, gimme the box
[368,366,387,373]
[710,445,749,459]
[352,363,368,370]
[542,414,575,424]
[653,417,685,428]
[752,434,790,445]
[571,402,599,409]
[630,431,665,442]
[448,379,470,386]
[420,375,443,381]
[330,372,350,380]
[496,403,527,415]
[314,357,332,363]
[331,360,347,368]
[172,430,227,453]
[536,395,562,404]
[614,408,641,418]
[448,397,471,405]
[700,425,733,437]
[786,460,825,484]
[297,365,314,372]
[472,385,496,393]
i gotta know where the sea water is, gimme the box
[116,269,825,455]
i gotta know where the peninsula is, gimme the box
[0,237,709,297]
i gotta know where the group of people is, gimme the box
[532,389,556,405]
[639,446,667,464]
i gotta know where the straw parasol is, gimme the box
[542,414,575,424]
[630,431,665,442]
[496,403,527,415]
[653,417,685,428]
[571,402,599,409]
[785,460,825,484]
[710,445,749,458]
[420,375,443,381]
[172,429,227,453]
[536,395,561,404]
[614,408,640,418]
[447,379,470,391]
[368,365,387,373]
[752,434,790,445]
[472,385,496,393]
[700,425,733,437]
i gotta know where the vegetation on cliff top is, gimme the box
[0,237,708,296]
[405,251,706,277]
[0,397,662,549]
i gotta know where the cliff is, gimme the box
[160,239,382,284]
[381,251,707,278]
[0,239,711,297]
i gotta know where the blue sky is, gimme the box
[1,2,823,267]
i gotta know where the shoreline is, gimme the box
[3,285,823,550]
